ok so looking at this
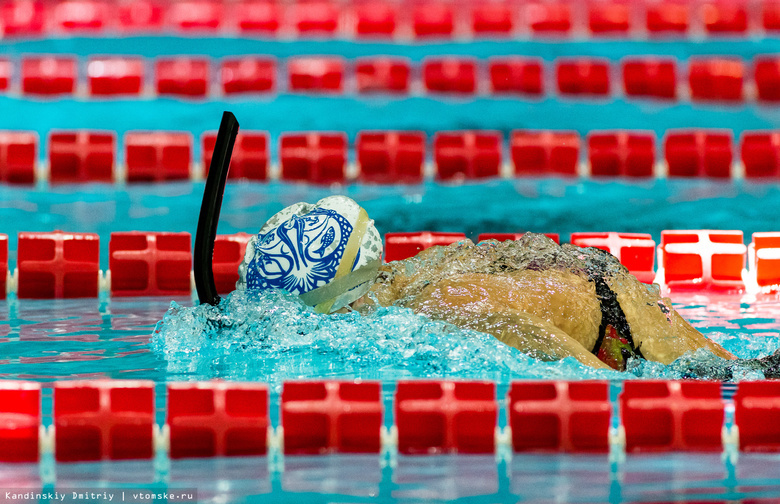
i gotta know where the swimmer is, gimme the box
[196,112,780,378]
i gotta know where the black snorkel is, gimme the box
[194,111,240,306]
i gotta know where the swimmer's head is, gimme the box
[237,196,383,313]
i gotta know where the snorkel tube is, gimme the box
[194,111,239,306]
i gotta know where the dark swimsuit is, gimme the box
[589,275,645,360]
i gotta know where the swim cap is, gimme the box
[237,196,383,313]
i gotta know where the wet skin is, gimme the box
[356,236,735,371]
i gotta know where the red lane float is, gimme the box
[54,0,110,33]
[477,232,560,244]
[588,1,631,34]
[571,232,656,283]
[660,230,746,291]
[741,132,780,178]
[0,59,11,91]
[118,0,163,32]
[0,381,40,462]
[511,130,580,176]
[664,130,733,178]
[54,380,155,462]
[556,59,610,96]
[213,233,252,295]
[235,0,281,34]
[508,381,610,453]
[155,57,210,97]
[291,0,340,35]
[17,231,100,299]
[527,1,572,34]
[751,232,780,289]
[1,0,46,37]
[49,131,115,184]
[621,58,677,99]
[355,57,411,94]
[202,131,269,180]
[434,131,502,181]
[489,58,544,95]
[279,132,347,184]
[124,131,192,182]
[646,2,689,33]
[621,381,724,452]
[0,131,37,184]
[356,131,425,183]
[21,56,77,96]
[689,58,744,102]
[354,1,397,36]
[701,1,748,34]
[0,234,6,299]
[587,131,655,177]
[755,56,780,102]
[413,2,454,38]
[472,3,514,35]
[288,57,344,93]
[764,1,780,32]
[282,381,383,454]
[423,57,477,94]
[168,0,222,32]
[109,231,192,297]
[384,231,468,262]
[734,381,780,452]
[220,57,276,95]
[167,382,269,458]
[395,380,497,454]
[87,57,144,96]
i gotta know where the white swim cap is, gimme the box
[237,196,383,313]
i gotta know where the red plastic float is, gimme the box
[556,59,610,96]
[734,381,780,452]
[213,233,253,294]
[384,231,467,262]
[0,59,11,91]
[526,1,571,34]
[646,1,689,33]
[434,131,502,181]
[0,131,37,184]
[510,130,580,176]
[21,57,77,96]
[155,57,210,97]
[689,58,744,102]
[124,131,192,182]
[118,0,163,32]
[664,130,733,178]
[87,57,144,96]
[17,231,100,299]
[395,380,497,454]
[287,57,344,93]
[587,131,655,177]
[109,231,192,297]
[754,56,780,102]
[477,232,560,244]
[471,2,513,34]
[489,58,544,95]
[220,57,276,95]
[423,57,477,95]
[168,0,222,32]
[701,1,748,34]
[235,0,281,34]
[54,380,155,462]
[570,232,656,283]
[0,381,40,463]
[292,0,339,34]
[413,2,454,38]
[167,382,269,458]
[621,58,677,99]
[508,381,610,453]
[354,1,397,36]
[356,131,425,183]
[48,131,115,184]
[751,232,780,289]
[588,0,630,34]
[279,132,346,184]
[660,230,746,291]
[355,57,411,94]
[52,0,110,33]
[764,0,780,31]
[0,234,6,299]
[1,0,46,37]
[202,131,269,180]
[621,381,724,452]
[741,132,780,178]
[282,381,383,454]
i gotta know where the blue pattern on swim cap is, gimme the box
[245,207,355,294]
